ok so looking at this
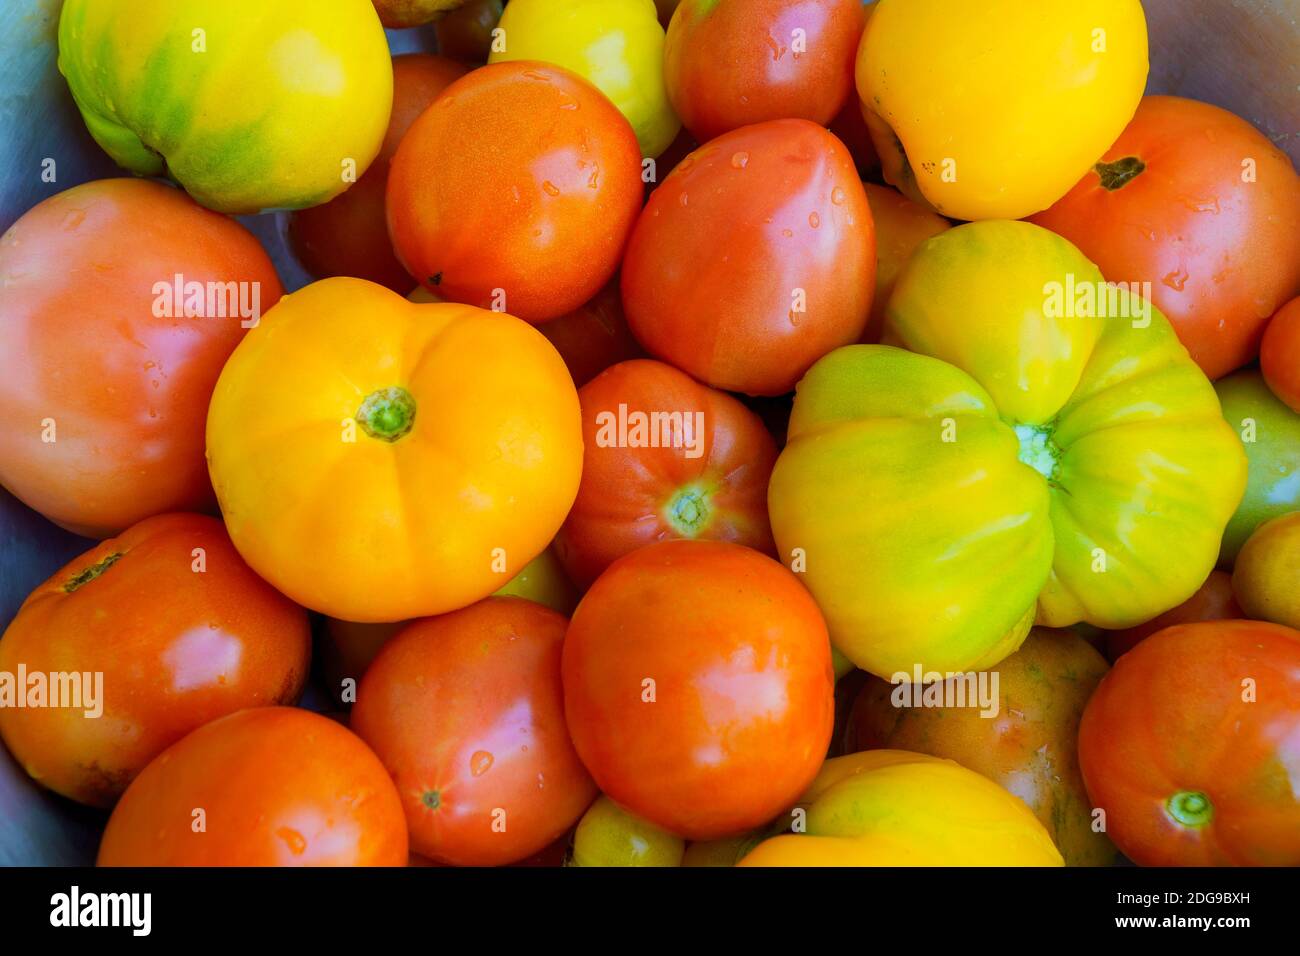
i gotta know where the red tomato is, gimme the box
[621,119,874,396]
[387,61,644,323]
[351,597,597,866]
[664,0,866,143]
[288,54,468,293]
[554,359,778,588]
[1261,296,1300,412]
[1103,569,1241,662]
[537,279,646,387]
[1078,620,1300,866]
[0,178,282,537]
[1031,96,1300,380]
[98,707,408,866]
[563,540,835,840]
[0,513,310,807]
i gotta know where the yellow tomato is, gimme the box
[737,751,1064,866]
[862,183,950,342]
[1232,512,1300,630]
[489,0,680,157]
[570,796,684,867]
[855,0,1148,220]
[206,278,582,622]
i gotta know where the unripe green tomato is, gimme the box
[570,796,684,866]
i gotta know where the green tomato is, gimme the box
[570,796,684,866]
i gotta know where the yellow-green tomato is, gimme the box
[1232,512,1300,630]
[768,220,1246,678]
[570,796,684,866]
[58,0,393,213]
[489,0,680,157]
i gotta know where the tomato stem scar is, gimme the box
[358,387,417,442]
[1166,790,1213,827]
[64,551,124,592]
[1094,156,1146,191]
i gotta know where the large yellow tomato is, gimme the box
[855,0,1148,221]
[488,0,679,157]
[737,751,1063,866]
[768,221,1246,678]
[206,278,583,622]
[58,0,392,213]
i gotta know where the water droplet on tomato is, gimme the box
[831,188,847,206]
[542,181,560,197]
[808,212,821,228]
[470,751,494,776]
[731,151,749,169]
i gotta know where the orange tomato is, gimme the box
[1232,511,1300,630]
[862,183,950,342]
[1261,296,1300,412]
[1104,569,1241,661]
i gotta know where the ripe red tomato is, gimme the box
[1031,96,1300,380]
[536,279,646,386]
[387,61,644,323]
[1078,620,1300,866]
[0,178,282,537]
[563,540,835,840]
[288,54,468,292]
[1103,569,1241,662]
[98,707,408,866]
[664,0,866,143]
[1261,296,1300,412]
[0,513,310,807]
[351,597,597,866]
[554,359,777,588]
[621,119,874,396]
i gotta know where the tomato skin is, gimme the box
[554,359,778,589]
[562,540,835,840]
[1104,570,1240,661]
[372,0,469,29]
[0,179,282,538]
[97,707,408,866]
[288,54,468,293]
[434,0,504,61]
[621,119,874,396]
[535,280,647,387]
[387,61,644,323]
[1261,296,1300,413]
[664,0,865,143]
[351,598,597,866]
[861,183,949,343]
[1232,512,1300,630]
[570,796,685,867]
[1078,620,1300,866]
[1031,96,1300,380]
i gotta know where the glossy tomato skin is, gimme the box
[0,179,282,538]
[351,598,597,866]
[664,0,865,143]
[98,707,408,866]
[1078,620,1300,866]
[621,119,874,396]
[387,61,644,323]
[861,183,949,343]
[1104,570,1240,661]
[554,359,778,588]
[1261,296,1300,412]
[288,54,468,293]
[0,514,309,807]
[1031,96,1300,380]
[563,540,835,840]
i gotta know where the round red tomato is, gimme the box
[351,597,597,866]
[536,279,645,386]
[663,0,866,143]
[1078,620,1300,866]
[387,61,644,323]
[1103,569,1241,662]
[288,54,468,293]
[98,707,408,866]
[1261,296,1300,412]
[621,119,874,396]
[0,178,282,537]
[562,540,835,840]
[1031,96,1300,380]
[554,359,777,588]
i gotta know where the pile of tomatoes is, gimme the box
[1,0,1299,869]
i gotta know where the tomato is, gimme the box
[1031,97,1300,380]
[664,0,864,143]
[351,598,597,866]
[554,359,778,588]
[0,179,282,538]
[621,119,874,396]
[489,0,680,158]
[1215,370,1300,565]
[1232,512,1300,630]
[387,61,643,323]
[769,221,1246,678]
[206,277,582,622]
[856,0,1148,221]
[736,751,1063,866]
[97,708,406,865]
[563,540,834,840]
[434,0,505,61]
[1262,296,1300,412]
[570,796,685,867]
[1078,620,1300,866]
[845,629,1115,866]
[828,95,879,178]
[1104,570,1240,662]
[371,0,470,28]
[861,183,949,343]
[58,0,391,213]
[288,54,468,293]
[681,833,767,867]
